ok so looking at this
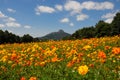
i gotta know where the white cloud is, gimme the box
[101,11,118,23]
[24,25,31,29]
[0,11,7,18]
[0,12,16,22]
[64,1,113,15]
[69,23,74,26]
[105,18,113,23]
[100,2,114,10]
[82,1,114,10]
[6,22,21,27]
[0,11,22,28]
[102,12,116,19]
[60,18,69,23]
[0,24,5,28]
[55,5,63,11]
[35,5,55,15]
[76,14,89,21]
[4,17,16,22]
[82,1,96,10]
[7,8,16,13]
[64,0,82,15]
[64,1,80,10]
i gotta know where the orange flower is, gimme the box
[89,64,94,68]
[51,55,63,62]
[34,62,39,66]
[20,77,26,80]
[71,50,77,53]
[98,51,106,59]
[26,61,32,66]
[105,46,111,50]
[51,56,58,62]
[29,77,37,80]
[112,47,120,55]
[11,64,16,68]
[11,53,17,60]
[51,45,55,49]
[100,59,106,63]
[66,61,74,67]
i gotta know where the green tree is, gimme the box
[95,20,111,37]
[72,30,81,39]
[111,12,120,35]
[72,26,95,39]
[4,30,10,43]
[21,34,33,42]
[0,30,5,44]
[0,29,37,44]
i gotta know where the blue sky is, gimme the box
[0,0,120,37]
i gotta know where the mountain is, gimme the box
[39,29,71,40]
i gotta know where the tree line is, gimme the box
[0,12,120,44]
[66,12,120,39]
[0,30,39,44]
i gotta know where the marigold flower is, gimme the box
[78,65,89,75]
[71,50,77,54]
[26,61,32,66]
[98,51,106,59]
[39,62,46,66]
[1,56,8,62]
[100,59,106,63]
[11,53,17,60]
[20,77,26,80]
[67,61,74,67]
[11,64,17,68]
[51,56,58,62]
[105,46,111,50]
[89,64,94,68]
[51,45,55,49]
[112,47,120,55]
[83,45,91,50]
[29,77,37,80]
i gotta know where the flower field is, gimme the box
[0,36,120,80]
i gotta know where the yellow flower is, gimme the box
[83,45,91,50]
[39,62,46,66]
[113,60,116,63]
[8,61,12,64]
[78,65,89,75]
[1,56,8,62]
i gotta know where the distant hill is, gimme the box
[39,29,71,40]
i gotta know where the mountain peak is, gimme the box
[58,29,64,33]
[39,30,71,40]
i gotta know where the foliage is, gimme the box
[95,20,111,37]
[71,12,120,39]
[111,12,120,35]
[0,36,120,80]
[0,30,39,44]
[72,26,95,39]
[21,34,34,43]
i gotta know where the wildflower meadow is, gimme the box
[0,36,120,80]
